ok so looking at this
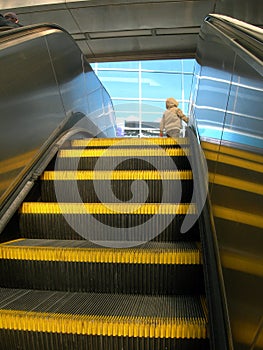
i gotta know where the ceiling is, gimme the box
[0,0,262,62]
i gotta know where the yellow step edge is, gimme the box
[59,148,190,158]
[72,138,189,147]
[0,238,25,246]
[0,309,207,338]
[0,245,201,265]
[41,170,193,181]
[20,203,197,215]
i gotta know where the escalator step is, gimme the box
[0,288,209,350]
[42,170,193,180]
[1,135,210,349]
[71,137,190,148]
[19,203,199,241]
[41,170,193,203]
[0,239,204,294]
[56,148,191,171]
[59,148,190,157]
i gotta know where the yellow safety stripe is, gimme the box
[1,238,24,246]
[58,148,190,158]
[204,150,263,173]
[201,141,263,164]
[212,205,263,229]
[72,138,189,147]
[20,203,196,215]
[0,244,201,265]
[209,173,263,195]
[41,170,193,181]
[0,309,207,338]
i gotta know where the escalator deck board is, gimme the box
[0,288,208,339]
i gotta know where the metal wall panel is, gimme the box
[0,26,116,211]
[0,0,262,60]
[0,0,214,60]
[191,15,263,350]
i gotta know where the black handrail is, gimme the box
[205,14,263,64]
[0,23,69,43]
[206,14,263,43]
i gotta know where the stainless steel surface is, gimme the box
[0,0,262,62]
[0,25,116,210]
[0,2,262,348]
[0,1,220,62]
[190,15,263,350]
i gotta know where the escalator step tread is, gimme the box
[55,156,191,171]
[40,170,194,203]
[54,143,192,170]
[20,202,197,215]
[19,202,199,241]
[71,137,190,148]
[0,239,202,264]
[1,135,210,349]
[41,170,193,180]
[0,239,204,294]
[58,148,190,158]
[0,288,208,339]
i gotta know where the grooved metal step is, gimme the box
[0,239,204,294]
[70,137,190,148]
[0,136,210,350]
[41,170,193,203]
[0,288,209,350]
[19,202,199,241]
[55,147,191,171]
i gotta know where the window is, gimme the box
[91,59,195,136]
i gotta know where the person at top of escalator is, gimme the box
[160,97,189,138]
[0,13,20,28]
[4,12,23,27]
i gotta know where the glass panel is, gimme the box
[141,72,182,100]
[183,59,195,73]
[141,100,165,111]
[141,102,163,123]
[96,70,139,98]
[91,59,194,135]
[113,101,140,123]
[141,59,182,72]
[112,100,140,112]
[91,61,139,69]
[183,75,194,100]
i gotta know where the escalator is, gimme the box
[0,136,211,349]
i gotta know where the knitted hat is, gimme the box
[4,12,18,20]
[166,97,179,109]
